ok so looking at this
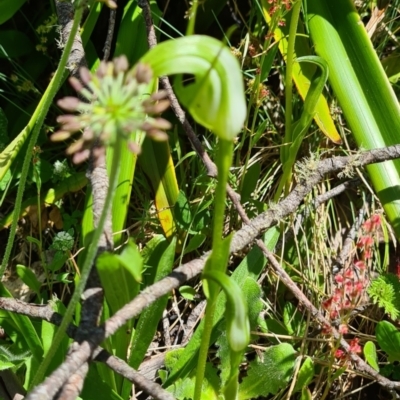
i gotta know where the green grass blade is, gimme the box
[276,55,329,199]
[262,2,342,144]
[307,0,400,237]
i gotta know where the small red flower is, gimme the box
[354,260,366,270]
[322,298,333,310]
[344,269,354,279]
[364,249,373,259]
[335,349,346,359]
[335,274,344,284]
[322,325,332,335]
[338,324,348,334]
[352,281,364,296]
[349,338,362,354]
[357,235,374,248]
[362,219,373,233]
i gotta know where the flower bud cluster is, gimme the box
[321,214,381,358]
[52,56,171,165]
[267,0,292,25]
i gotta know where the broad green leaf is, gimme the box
[265,318,288,345]
[301,387,313,400]
[141,35,246,140]
[376,321,400,362]
[107,131,143,247]
[47,252,68,273]
[239,343,296,399]
[122,237,176,398]
[242,278,263,330]
[114,0,161,64]
[174,190,192,230]
[40,300,69,374]
[97,241,142,392]
[283,302,306,337]
[115,239,143,283]
[166,367,220,400]
[97,241,142,306]
[364,341,379,372]
[0,0,27,24]
[241,162,261,203]
[307,0,400,238]
[262,3,342,144]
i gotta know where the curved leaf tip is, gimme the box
[140,35,246,140]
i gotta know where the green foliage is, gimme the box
[368,273,400,320]
[376,321,400,363]
[293,357,314,393]
[363,341,379,372]
[0,345,30,371]
[239,343,297,399]
[1,0,400,398]
[0,0,27,24]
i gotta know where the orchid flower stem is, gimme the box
[194,138,234,400]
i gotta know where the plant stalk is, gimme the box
[30,135,123,388]
[194,139,233,400]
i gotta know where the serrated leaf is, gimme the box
[376,321,400,362]
[167,370,219,400]
[242,278,263,330]
[216,331,231,387]
[239,343,296,399]
[364,341,379,372]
